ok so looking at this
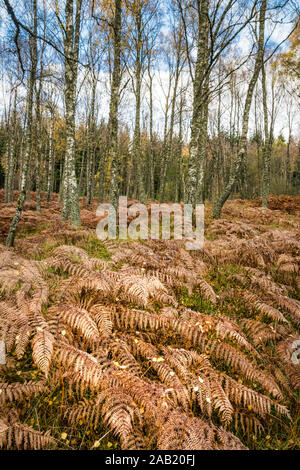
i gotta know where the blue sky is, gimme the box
[0,0,299,141]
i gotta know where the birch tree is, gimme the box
[108,0,122,212]
[61,0,82,225]
[6,0,38,246]
[184,0,209,206]
[4,79,18,204]
[261,61,275,207]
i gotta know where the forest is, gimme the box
[0,0,299,452]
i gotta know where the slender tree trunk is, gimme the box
[6,0,37,246]
[286,108,292,191]
[147,58,155,199]
[133,7,146,203]
[4,141,13,203]
[160,61,181,202]
[197,85,209,203]
[86,78,97,205]
[108,0,122,212]
[7,88,18,202]
[35,10,46,212]
[213,0,267,219]
[61,0,82,225]
[176,91,184,202]
[5,87,18,203]
[4,92,12,203]
[35,80,43,212]
[158,75,172,201]
[185,0,209,205]
[58,159,64,201]
[261,62,272,208]
[47,112,55,202]
[78,147,86,198]
[4,140,12,202]
[216,77,223,200]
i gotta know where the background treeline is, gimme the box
[0,112,299,203]
[0,0,299,246]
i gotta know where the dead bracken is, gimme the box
[0,194,299,450]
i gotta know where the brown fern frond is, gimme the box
[0,381,46,403]
[157,410,247,450]
[0,199,298,450]
[65,388,145,449]
[233,410,263,437]
[100,388,145,449]
[199,279,217,305]
[48,304,100,345]
[222,374,290,420]
[32,330,55,377]
[209,374,234,425]
[55,342,113,390]
[0,409,54,450]
[209,340,283,399]
[242,291,288,324]
[241,319,280,346]
[269,292,300,325]
[89,304,113,335]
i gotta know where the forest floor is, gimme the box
[0,191,299,450]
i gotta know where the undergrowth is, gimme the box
[0,195,299,450]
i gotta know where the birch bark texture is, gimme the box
[109,0,122,212]
[185,0,209,206]
[61,0,82,226]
